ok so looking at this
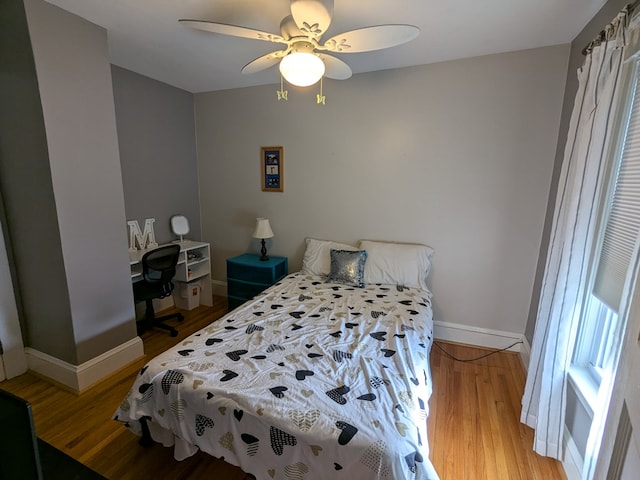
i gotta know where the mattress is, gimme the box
[114,272,439,479]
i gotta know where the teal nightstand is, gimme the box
[226,253,288,311]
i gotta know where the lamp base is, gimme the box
[260,239,269,261]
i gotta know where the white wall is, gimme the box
[195,44,569,336]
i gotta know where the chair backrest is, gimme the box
[141,244,181,298]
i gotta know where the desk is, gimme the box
[129,240,212,307]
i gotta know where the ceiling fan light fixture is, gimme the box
[182,0,421,92]
[279,51,325,87]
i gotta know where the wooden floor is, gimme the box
[428,342,566,480]
[0,299,565,480]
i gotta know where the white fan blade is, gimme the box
[322,25,419,53]
[242,50,288,74]
[318,54,352,80]
[290,0,333,38]
[179,19,287,45]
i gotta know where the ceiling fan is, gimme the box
[179,0,420,88]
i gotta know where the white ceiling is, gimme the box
[45,0,607,94]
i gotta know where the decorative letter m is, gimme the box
[128,218,158,251]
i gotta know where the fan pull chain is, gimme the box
[316,77,326,105]
[277,76,288,101]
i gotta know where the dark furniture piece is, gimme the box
[0,389,106,479]
[226,253,288,311]
[134,244,184,337]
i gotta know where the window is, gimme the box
[572,61,640,400]
[573,295,618,385]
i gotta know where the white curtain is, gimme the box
[520,10,629,460]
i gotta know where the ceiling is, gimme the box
[45,0,607,94]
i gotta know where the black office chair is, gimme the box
[134,244,184,337]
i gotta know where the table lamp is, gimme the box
[253,218,274,261]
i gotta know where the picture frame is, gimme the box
[261,146,284,192]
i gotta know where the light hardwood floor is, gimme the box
[428,342,566,480]
[1,299,565,479]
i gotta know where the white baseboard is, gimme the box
[433,320,533,373]
[562,425,584,480]
[519,336,531,371]
[25,336,144,393]
[433,320,524,353]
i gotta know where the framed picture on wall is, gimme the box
[261,146,283,192]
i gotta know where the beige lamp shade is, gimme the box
[253,218,274,239]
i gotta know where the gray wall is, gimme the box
[0,0,75,362]
[0,0,203,368]
[0,0,137,365]
[111,66,202,245]
[24,0,136,364]
[195,45,569,337]
[0,182,28,379]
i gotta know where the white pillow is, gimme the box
[358,240,434,289]
[301,238,357,276]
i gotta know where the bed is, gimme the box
[114,239,440,480]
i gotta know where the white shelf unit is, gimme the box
[129,240,213,308]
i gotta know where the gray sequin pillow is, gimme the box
[327,249,368,288]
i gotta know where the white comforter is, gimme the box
[114,273,439,479]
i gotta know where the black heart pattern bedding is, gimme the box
[114,273,440,480]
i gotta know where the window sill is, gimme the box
[567,366,598,419]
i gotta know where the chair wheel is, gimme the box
[177,314,185,322]
[170,330,178,337]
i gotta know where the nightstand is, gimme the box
[226,253,288,311]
